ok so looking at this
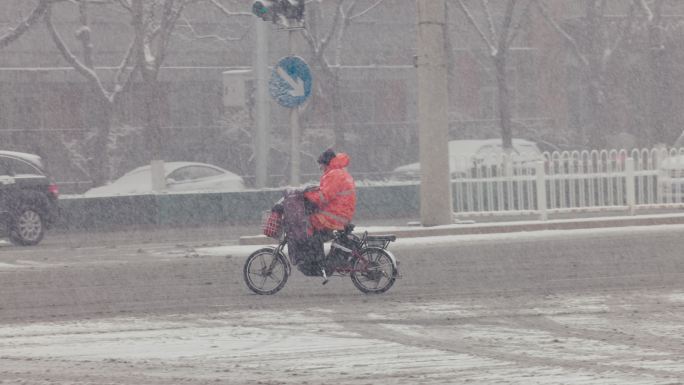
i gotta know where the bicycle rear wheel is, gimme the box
[243,248,289,295]
[350,247,397,294]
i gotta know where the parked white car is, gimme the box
[84,162,245,197]
[657,134,684,201]
[392,138,543,181]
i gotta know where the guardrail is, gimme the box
[452,147,684,219]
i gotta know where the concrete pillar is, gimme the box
[417,0,453,226]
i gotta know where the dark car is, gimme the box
[0,151,59,245]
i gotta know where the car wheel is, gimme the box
[9,206,45,246]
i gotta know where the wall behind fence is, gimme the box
[56,146,684,231]
[57,184,422,231]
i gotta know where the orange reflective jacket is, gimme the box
[304,153,356,230]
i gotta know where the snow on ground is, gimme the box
[194,223,684,258]
[2,291,683,384]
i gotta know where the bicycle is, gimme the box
[243,208,399,295]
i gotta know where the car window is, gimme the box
[169,166,223,182]
[514,143,541,153]
[674,132,684,149]
[476,145,497,155]
[4,156,43,176]
[0,158,11,177]
[112,169,152,189]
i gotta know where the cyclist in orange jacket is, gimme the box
[304,149,356,236]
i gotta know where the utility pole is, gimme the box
[416,0,453,226]
[288,29,301,186]
[254,18,270,188]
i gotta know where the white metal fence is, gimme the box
[452,147,684,219]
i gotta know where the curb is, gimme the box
[238,213,684,246]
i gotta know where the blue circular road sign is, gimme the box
[269,56,312,108]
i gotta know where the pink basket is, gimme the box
[261,211,283,238]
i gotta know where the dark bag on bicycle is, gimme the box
[288,237,325,275]
[282,189,309,242]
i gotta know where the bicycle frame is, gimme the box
[271,229,397,276]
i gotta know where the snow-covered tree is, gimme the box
[45,0,138,186]
[45,0,250,186]
[450,0,534,150]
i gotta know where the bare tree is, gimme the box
[130,0,250,162]
[300,0,386,149]
[451,0,533,150]
[45,0,138,186]
[643,0,677,145]
[130,0,184,163]
[533,0,648,148]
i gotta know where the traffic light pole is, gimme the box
[252,0,304,186]
[417,0,453,226]
[255,18,270,188]
[289,29,301,186]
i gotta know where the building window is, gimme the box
[340,89,374,124]
[514,52,538,118]
[13,97,41,130]
[0,104,6,130]
[479,86,497,119]
[565,64,585,129]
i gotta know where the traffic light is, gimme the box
[252,0,304,27]
[252,0,278,22]
[280,0,304,22]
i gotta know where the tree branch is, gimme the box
[117,0,132,11]
[455,0,498,56]
[604,2,638,66]
[176,15,246,43]
[497,0,517,54]
[207,0,251,18]
[0,0,51,49]
[302,0,344,67]
[636,0,653,21]
[348,0,384,21]
[506,0,533,47]
[77,0,95,68]
[45,4,114,103]
[153,0,186,73]
[482,0,498,44]
[532,0,589,67]
[111,40,138,104]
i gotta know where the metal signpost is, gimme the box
[252,0,307,186]
[269,55,312,185]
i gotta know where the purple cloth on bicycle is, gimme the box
[282,190,317,267]
[282,190,309,242]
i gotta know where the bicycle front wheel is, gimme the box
[243,248,289,295]
[350,247,397,294]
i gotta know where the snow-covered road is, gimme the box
[2,289,683,384]
[1,225,684,384]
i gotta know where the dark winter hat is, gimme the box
[317,149,336,165]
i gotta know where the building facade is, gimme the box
[2,1,684,191]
